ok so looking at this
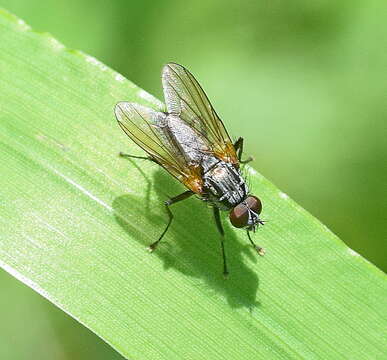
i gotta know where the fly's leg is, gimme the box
[119,152,158,163]
[233,137,253,164]
[148,190,194,252]
[213,207,229,277]
[247,231,265,256]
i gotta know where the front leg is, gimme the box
[233,137,253,164]
[246,230,265,256]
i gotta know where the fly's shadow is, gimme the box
[113,166,261,309]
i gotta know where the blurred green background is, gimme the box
[1,0,386,359]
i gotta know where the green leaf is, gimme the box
[0,9,385,360]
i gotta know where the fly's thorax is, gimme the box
[202,160,249,210]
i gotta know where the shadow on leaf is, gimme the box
[113,166,261,309]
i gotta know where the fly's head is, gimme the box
[229,195,264,231]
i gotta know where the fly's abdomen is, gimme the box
[166,115,209,164]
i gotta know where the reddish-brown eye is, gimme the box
[229,203,249,228]
[245,195,262,214]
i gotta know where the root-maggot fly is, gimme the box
[115,63,264,276]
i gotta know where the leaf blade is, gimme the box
[0,9,385,360]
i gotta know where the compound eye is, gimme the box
[229,203,249,228]
[245,196,262,214]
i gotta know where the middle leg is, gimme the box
[233,137,253,164]
[213,207,229,277]
[148,190,194,251]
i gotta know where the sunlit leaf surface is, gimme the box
[0,9,385,360]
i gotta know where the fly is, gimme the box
[115,63,265,276]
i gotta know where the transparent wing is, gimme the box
[115,102,204,193]
[162,63,238,164]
